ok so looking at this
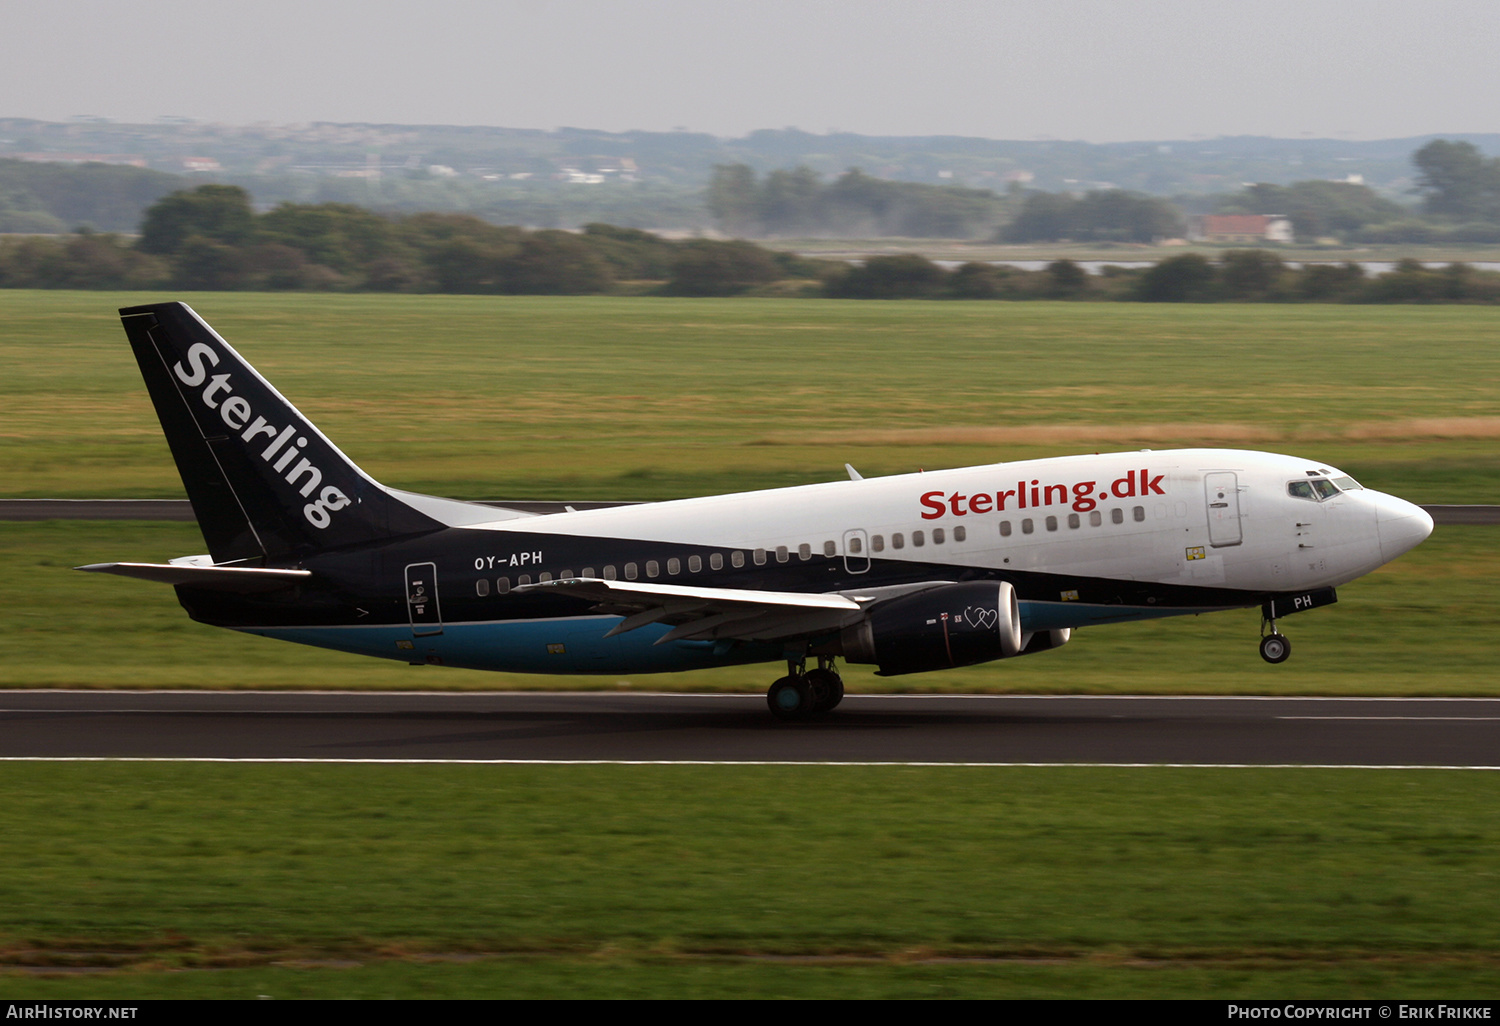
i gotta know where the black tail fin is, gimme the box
[120,302,443,563]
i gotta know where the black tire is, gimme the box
[1259,633,1291,664]
[767,675,812,720]
[804,668,845,713]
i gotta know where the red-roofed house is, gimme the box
[1188,214,1293,244]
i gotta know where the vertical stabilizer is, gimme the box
[120,302,442,562]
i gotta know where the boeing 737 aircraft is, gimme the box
[82,302,1434,718]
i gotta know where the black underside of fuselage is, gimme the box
[174,526,1267,630]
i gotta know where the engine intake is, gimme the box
[840,581,1022,676]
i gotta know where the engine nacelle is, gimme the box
[839,581,1022,676]
[1019,627,1071,655]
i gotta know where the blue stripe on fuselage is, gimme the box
[242,599,1238,674]
[246,615,784,674]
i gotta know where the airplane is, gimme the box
[80,301,1435,719]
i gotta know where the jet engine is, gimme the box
[839,581,1022,676]
[1020,627,1071,655]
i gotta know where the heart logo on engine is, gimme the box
[963,606,999,630]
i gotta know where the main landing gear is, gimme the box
[1259,614,1291,664]
[766,656,845,720]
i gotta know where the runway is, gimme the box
[3,691,1498,767]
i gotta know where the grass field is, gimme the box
[2,291,1498,502]
[2,290,1497,998]
[2,763,1499,998]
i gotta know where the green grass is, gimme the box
[9,954,1500,1000]
[3,291,1497,998]
[1,763,1498,998]
[2,291,1498,501]
[5,520,1492,693]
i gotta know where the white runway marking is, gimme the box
[1,757,1497,770]
[1277,716,1500,721]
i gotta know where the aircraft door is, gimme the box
[842,529,870,574]
[405,562,444,636]
[1205,472,1243,547]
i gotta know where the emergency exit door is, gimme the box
[405,562,443,636]
[1204,472,1243,547]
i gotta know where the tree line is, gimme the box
[0,185,817,295]
[825,251,1500,303]
[707,166,1007,238]
[707,140,1500,245]
[5,183,1500,303]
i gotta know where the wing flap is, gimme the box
[518,578,865,643]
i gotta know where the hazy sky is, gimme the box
[4,0,1498,142]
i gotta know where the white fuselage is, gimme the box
[474,448,1429,625]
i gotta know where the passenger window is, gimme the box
[999,521,1012,537]
[1067,513,1080,529]
[932,528,945,544]
[823,540,836,557]
[582,567,594,578]
[539,572,553,583]
[913,531,925,547]
[689,555,702,573]
[1089,511,1102,527]
[559,570,574,580]
[798,543,811,561]
[732,551,745,568]
[753,549,766,565]
[776,546,789,563]
[475,579,490,597]
[667,558,680,575]
[1045,516,1058,532]
[891,533,904,549]
[954,526,965,542]
[871,535,884,553]
[711,553,724,570]
[496,577,511,594]
[1111,508,1124,525]
[624,563,638,580]
[646,561,659,578]
[1022,519,1034,535]
[518,574,532,586]
[1133,506,1145,522]
[603,565,617,580]
[849,536,863,554]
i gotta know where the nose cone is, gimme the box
[1371,492,1434,562]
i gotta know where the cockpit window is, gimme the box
[1331,475,1363,491]
[1289,479,1344,501]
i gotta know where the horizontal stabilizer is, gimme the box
[77,562,312,592]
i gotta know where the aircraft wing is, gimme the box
[518,578,866,644]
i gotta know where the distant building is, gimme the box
[1188,214,1293,244]
[181,157,223,173]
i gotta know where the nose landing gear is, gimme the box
[1259,614,1291,664]
[766,656,845,720]
[1255,588,1337,664]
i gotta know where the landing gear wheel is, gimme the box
[1259,633,1291,664]
[803,668,845,713]
[767,675,813,720]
